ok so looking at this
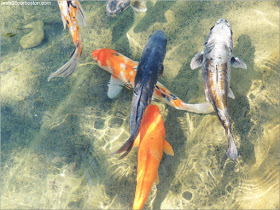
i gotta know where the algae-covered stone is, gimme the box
[20,20,44,49]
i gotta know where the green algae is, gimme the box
[1,1,279,209]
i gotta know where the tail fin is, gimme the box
[48,45,81,82]
[226,130,238,160]
[111,134,137,159]
[179,102,214,114]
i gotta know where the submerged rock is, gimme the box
[20,20,44,49]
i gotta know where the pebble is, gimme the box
[20,20,44,49]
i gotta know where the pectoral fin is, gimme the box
[163,139,174,156]
[133,65,138,71]
[228,87,235,99]
[133,134,140,148]
[107,75,124,99]
[231,56,247,69]
[155,170,159,184]
[190,51,204,70]
[60,12,66,29]
[159,65,164,76]
[180,102,214,114]
[76,3,86,26]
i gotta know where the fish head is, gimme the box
[136,105,159,137]
[92,48,115,74]
[140,30,167,78]
[141,105,164,134]
[206,18,233,50]
[144,105,160,122]
[148,30,167,49]
[91,49,101,62]
[215,18,230,26]
[211,18,231,34]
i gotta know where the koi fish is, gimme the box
[106,0,147,17]
[190,18,247,160]
[113,30,167,158]
[132,104,174,209]
[91,48,213,113]
[48,0,86,82]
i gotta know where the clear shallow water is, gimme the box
[1,1,279,209]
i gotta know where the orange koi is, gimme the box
[92,48,213,114]
[132,104,174,209]
[48,0,86,81]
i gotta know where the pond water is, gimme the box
[1,1,279,209]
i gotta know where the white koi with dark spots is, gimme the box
[190,18,247,160]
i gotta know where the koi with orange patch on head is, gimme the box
[48,0,86,81]
[132,104,174,209]
[190,18,247,160]
[92,48,213,113]
[92,48,137,90]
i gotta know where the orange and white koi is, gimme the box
[92,48,213,114]
[48,0,86,81]
[132,104,174,209]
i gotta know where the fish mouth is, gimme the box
[216,18,230,27]
[210,18,231,34]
